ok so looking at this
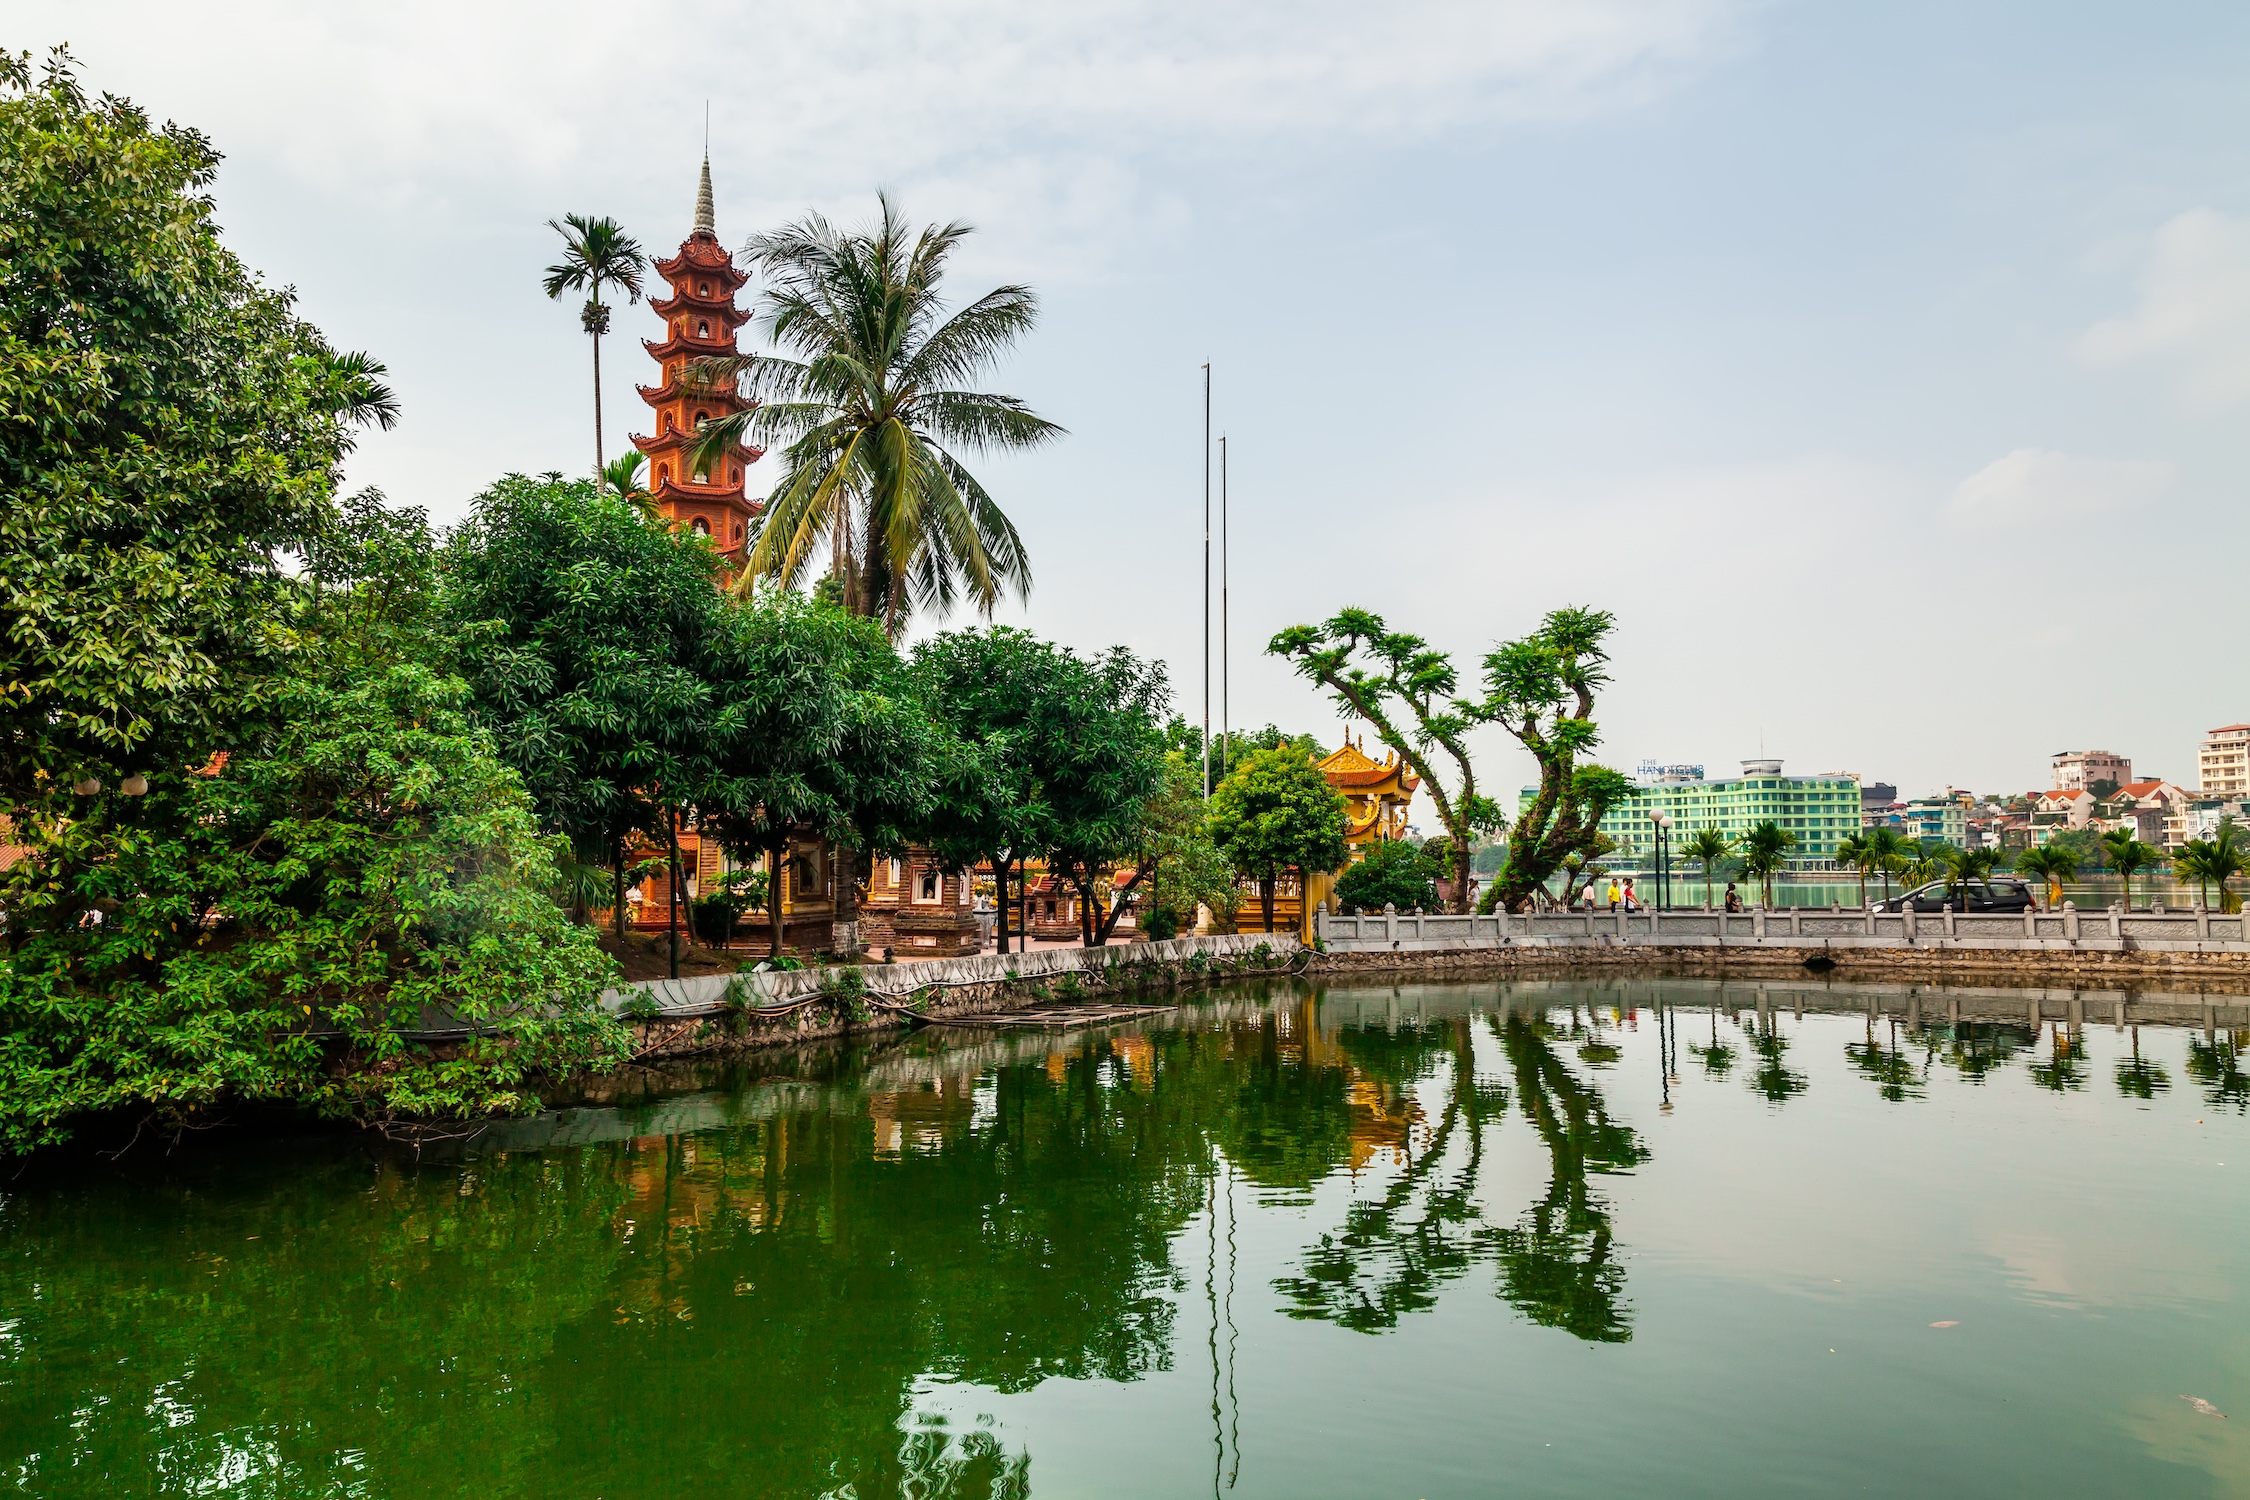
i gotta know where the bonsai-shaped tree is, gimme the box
[1207,747,1349,933]
[1682,826,1735,909]
[2099,827,2165,911]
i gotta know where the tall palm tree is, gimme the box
[1834,831,1873,907]
[1683,826,1734,909]
[2099,826,2163,911]
[2014,843,2079,907]
[1737,820,1797,907]
[544,214,648,480]
[686,193,1062,636]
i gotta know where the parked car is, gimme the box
[1877,878,2035,914]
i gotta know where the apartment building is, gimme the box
[2052,749,2132,792]
[2200,724,2249,797]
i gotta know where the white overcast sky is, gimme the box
[22,1,2250,802]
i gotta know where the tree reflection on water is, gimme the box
[4,991,2238,1498]
[1274,1010,1648,1344]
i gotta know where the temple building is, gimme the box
[632,156,763,562]
[1230,733,1424,937]
[613,161,835,955]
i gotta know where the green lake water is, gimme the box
[5,975,2249,1498]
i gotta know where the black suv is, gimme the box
[1877,878,2036,914]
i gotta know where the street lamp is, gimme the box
[1650,811,1673,912]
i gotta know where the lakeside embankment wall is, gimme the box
[606,932,1307,1056]
[605,907,2250,1062]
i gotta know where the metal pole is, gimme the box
[1220,433,1229,786]
[1201,364,1211,800]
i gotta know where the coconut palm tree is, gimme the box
[1736,820,1797,907]
[2014,842,2079,907]
[1683,826,1734,909]
[1834,831,1873,907]
[2176,818,2246,913]
[544,214,648,479]
[1938,842,2006,897]
[2099,826,2164,911]
[1862,825,1913,902]
[1896,841,1947,895]
[686,193,1061,636]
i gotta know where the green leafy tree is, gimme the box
[0,657,626,1153]
[2099,827,2164,910]
[1266,609,1514,913]
[439,473,730,960]
[1736,820,1798,906]
[1207,747,1349,933]
[1161,718,1326,789]
[2014,842,2079,907]
[543,213,647,478]
[699,589,936,960]
[1131,752,1239,938]
[688,194,1060,634]
[1335,836,1445,915]
[912,629,1168,947]
[0,49,376,809]
[1036,648,1171,945]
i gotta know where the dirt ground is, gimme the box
[597,931,754,982]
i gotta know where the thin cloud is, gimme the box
[1946,448,2174,531]
[2077,208,2250,411]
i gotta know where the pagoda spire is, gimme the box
[631,159,762,562]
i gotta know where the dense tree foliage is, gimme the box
[440,472,730,947]
[1207,747,1348,933]
[0,49,383,805]
[1335,836,1445,915]
[699,588,937,957]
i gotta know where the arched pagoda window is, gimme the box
[691,517,711,536]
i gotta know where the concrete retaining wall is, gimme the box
[604,931,1301,1021]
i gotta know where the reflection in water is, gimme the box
[1273,1012,1647,1344]
[3,987,2244,1498]
[2186,1031,2250,1113]
[1847,1020,1927,1102]
[2116,1027,2171,1100]
[2030,1027,2091,1093]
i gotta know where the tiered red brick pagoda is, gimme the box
[633,157,762,561]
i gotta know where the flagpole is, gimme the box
[1202,363,1211,800]
[1220,432,1229,785]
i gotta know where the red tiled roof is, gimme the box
[2210,724,2250,734]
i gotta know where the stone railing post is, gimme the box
[1617,905,1630,942]
[1789,908,1803,940]
[1942,902,1956,939]
[1384,903,1398,945]
[1903,904,1917,941]
[2023,906,2035,940]
[2063,900,2078,942]
[2109,903,2122,941]
[2196,901,2211,942]
[1753,907,1767,941]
